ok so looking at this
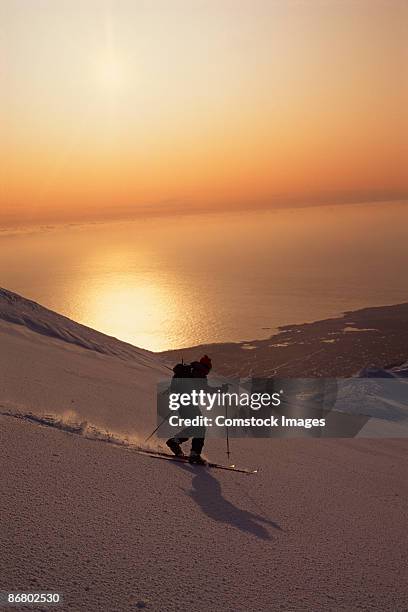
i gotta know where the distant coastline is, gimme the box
[160,302,408,378]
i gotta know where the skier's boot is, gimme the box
[166,438,184,457]
[189,451,207,465]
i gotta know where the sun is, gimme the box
[94,53,126,93]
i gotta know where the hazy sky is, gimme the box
[1,0,407,225]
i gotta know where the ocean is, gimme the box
[1,201,407,351]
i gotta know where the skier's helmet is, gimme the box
[199,355,212,372]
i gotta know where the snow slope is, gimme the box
[0,288,157,362]
[0,288,168,438]
[1,288,408,611]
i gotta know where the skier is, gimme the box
[166,354,214,465]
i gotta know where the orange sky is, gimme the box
[1,0,407,225]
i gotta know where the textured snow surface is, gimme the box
[2,417,407,611]
[1,288,408,611]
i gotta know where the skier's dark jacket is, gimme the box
[171,361,213,420]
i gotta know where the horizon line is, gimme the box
[1,193,407,233]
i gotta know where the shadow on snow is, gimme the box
[175,462,281,540]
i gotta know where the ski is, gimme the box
[135,448,257,474]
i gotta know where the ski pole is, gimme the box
[225,398,230,459]
[145,410,171,443]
